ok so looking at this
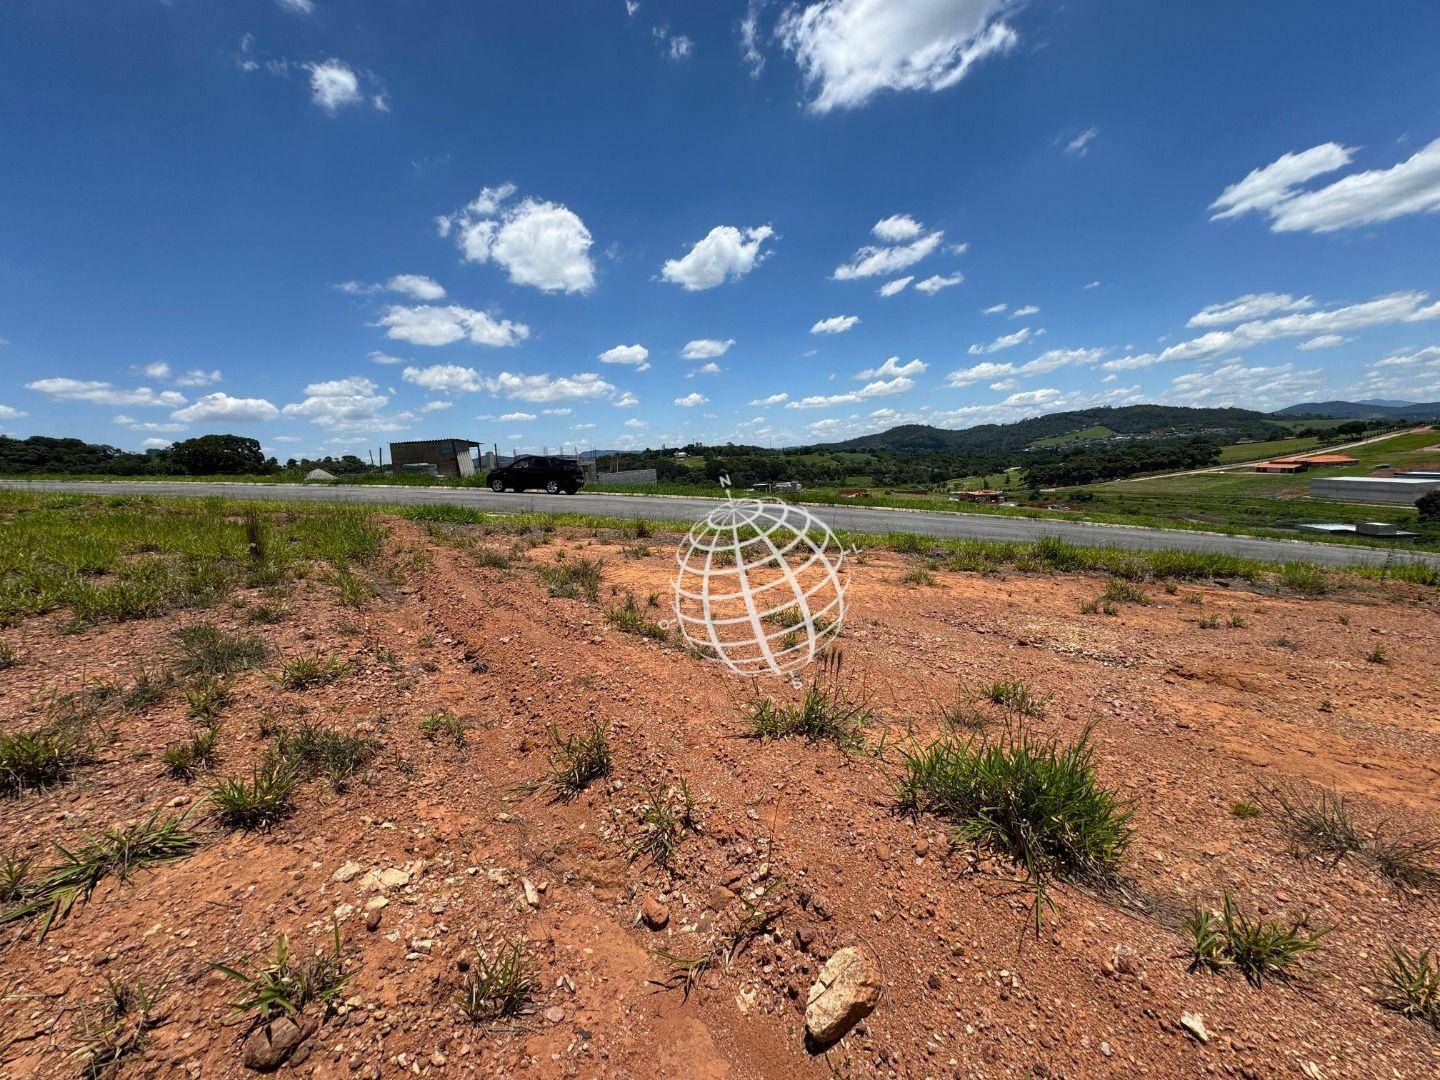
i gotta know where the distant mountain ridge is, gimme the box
[1275,400,1440,420]
[817,405,1283,454]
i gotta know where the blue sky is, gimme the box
[3,1,1439,460]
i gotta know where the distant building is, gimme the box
[1271,454,1358,467]
[1254,461,1305,473]
[950,489,1004,503]
[1309,475,1440,505]
[388,438,481,478]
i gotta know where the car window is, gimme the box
[513,456,532,468]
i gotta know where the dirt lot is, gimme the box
[2,511,1438,1078]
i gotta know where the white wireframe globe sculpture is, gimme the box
[671,496,847,677]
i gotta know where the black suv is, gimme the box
[486,455,585,494]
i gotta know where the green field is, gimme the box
[1031,424,1116,448]
[1215,435,1322,464]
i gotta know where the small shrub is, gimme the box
[1366,645,1388,665]
[420,711,469,748]
[545,720,612,796]
[246,601,288,624]
[71,973,169,1078]
[122,668,173,712]
[1078,596,1117,616]
[1,849,35,903]
[980,679,1049,718]
[1379,944,1440,1029]
[607,593,670,642]
[275,652,349,691]
[1185,892,1322,986]
[209,756,299,830]
[1271,635,1299,649]
[630,518,653,540]
[900,567,937,587]
[1337,613,1350,626]
[334,569,374,608]
[537,557,603,601]
[744,682,870,751]
[1367,829,1440,889]
[184,676,233,722]
[629,779,699,868]
[1227,614,1247,629]
[161,723,220,781]
[173,623,267,676]
[1279,562,1328,597]
[0,807,198,938]
[274,723,379,792]
[471,546,511,569]
[214,921,352,1023]
[1197,614,1221,629]
[0,729,88,796]
[456,941,536,1022]
[894,727,1131,925]
[0,642,15,670]
[1260,783,1366,866]
[1101,579,1149,606]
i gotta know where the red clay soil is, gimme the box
[2,516,1439,1078]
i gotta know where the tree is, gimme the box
[167,434,267,475]
[1417,489,1440,523]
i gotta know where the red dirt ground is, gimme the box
[2,515,1438,1078]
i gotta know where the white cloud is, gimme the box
[871,214,924,242]
[750,392,788,406]
[1165,361,1325,410]
[385,274,445,301]
[1298,334,1350,351]
[499,411,536,422]
[1210,142,1353,220]
[281,376,406,432]
[306,59,363,113]
[988,379,1017,391]
[968,327,1033,355]
[26,379,185,408]
[401,365,483,393]
[944,346,1105,387]
[438,185,595,294]
[1011,304,1038,317]
[175,368,222,387]
[915,272,964,294]
[785,373,916,408]
[833,228,943,280]
[855,356,926,379]
[674,392,708,407]
[172,392,280,424]
[114,414,186,433]
[420,400,453,412]
[542,407,572,415]
[687,362,722,377]
[1214,138,1440,233]
[982,302,1006,315]
[141,437,172,448]
[0,404,28,420]
[668,34,694,61]
[661,226,775,290]
[598,344,651,370]
[1372,345,1440,369]
[811,314,860,335]
[1001,387,1063,407]
[878,276,913,297]
[681,338,735,359]
[1065,127,1098,155]
[277,0,314,13]
[140,361,170,379]
[369,350,406,365]
[740,0,766,76]
[624,417,648,428]
[484,371,618,403]
[777,0,1020,113]
[1083,280,1100,290]
[1188,292,1315,327]
[625,1,640,17]
[379,304,529,348]
[613,391,639,407]
[1103,290,1440,372]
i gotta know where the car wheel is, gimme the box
[544,480,561,494]
[490,479,506,493]
[563,486,578,495]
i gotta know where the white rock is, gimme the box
[805,946,881,1045]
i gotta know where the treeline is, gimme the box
[1020,437,1222,488]
[0,434,283,476]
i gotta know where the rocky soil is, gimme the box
[2,515,1438,1078]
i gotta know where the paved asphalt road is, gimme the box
[5,479,1438,570]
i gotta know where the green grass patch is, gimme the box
[1186,891,1323,986]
